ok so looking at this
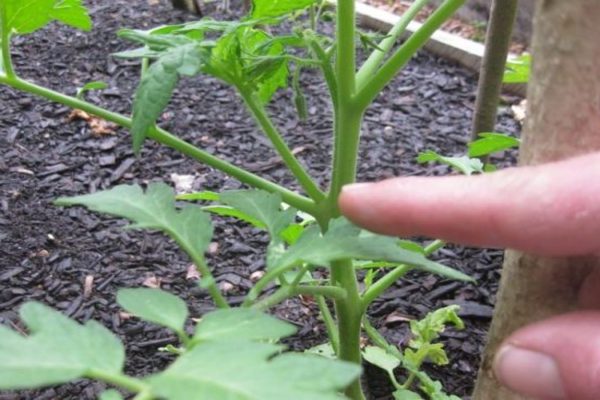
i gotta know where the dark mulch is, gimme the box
[0,0,521,399]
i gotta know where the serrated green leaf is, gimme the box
[281,223,304,245]
[417,151,484,176]
[55,183,213,265]
[201,205,266,229]
[362,346,400,382]
[272,218,472,282]
[251,0,318,19]
[393,389,424,400]
[468,132,521,158]
[147,341,360,400]
[2,0,92,35]
[193,308,296,344]
[117,288,188,334]
[220,190,296,237]
[0,302,124,389]
[504,53,530,84]
[176,190,221,202]
[99,390,124,400]
[131,43,208,152]
[76,80,108,99]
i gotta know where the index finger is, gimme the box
[339,152,600,256]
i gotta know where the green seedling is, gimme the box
[0,0,472,398]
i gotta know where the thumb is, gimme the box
[494,312,600,400]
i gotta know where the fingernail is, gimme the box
[342,183,373,194]
[494,345,566,399]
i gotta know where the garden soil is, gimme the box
[0,0,521,398]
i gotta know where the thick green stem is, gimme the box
[0,4,15,79]
[356,0,431,86]
[331,259,365,400]
[470,0,518,140]
[336,0,357,101]
[328,105,364,217]
[0,76,317,215]
[239,89,325,202]
[355,0,465,110]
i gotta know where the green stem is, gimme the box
[362,317,403,359]
[362,265,412,310]
[328,104,364,218]
[356,0,431,87]
[0,75,317,215]
[355,0,465,110]
[296,285,347,300]
[308,37,339,111]
[239,89,325,202]
[132,391,155,400]
[317,295,339,354]
[171,230,228,308]
[331,259,365,400]
[361,240,445,309]
[336,0,357,101]
[87,370,149,394]
[0,3,15,79]
[252,284,347,311]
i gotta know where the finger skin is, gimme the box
[496,312,600,400]
[339,152,600,256]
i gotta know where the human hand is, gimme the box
[339,152,600,400]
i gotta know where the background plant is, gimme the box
[0,0,471,399]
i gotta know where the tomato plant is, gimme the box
[0,0,471,399]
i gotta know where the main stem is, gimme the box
[326,2,367,399]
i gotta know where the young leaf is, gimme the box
[417,151,484,176]
[55,183,214,263]
[131,43,209,153]
[204,27,289,103]
[410,305,464,348]
[146,341,361,400]
[271,218,472,282]
[412,370,461,400]
[193,308,296,344]
[362,346,401,385]
[251,0,318,19]
[2,0,92,35]
[219,190,296,238]
[468,132,521,158]
[503,53,531,84]
[76,81,108,99]
[117,288,188,334]
[0,302,124,389]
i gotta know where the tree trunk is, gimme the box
[472,1,600,398]
[470,0,518,141]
